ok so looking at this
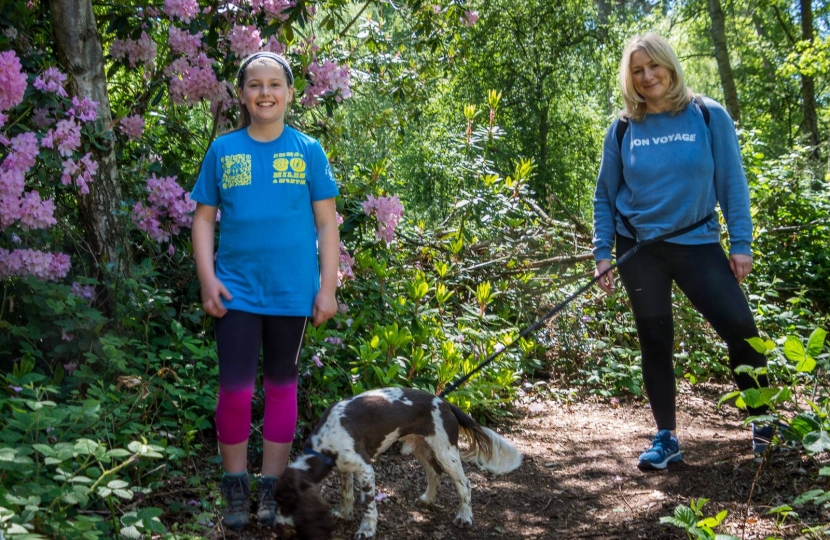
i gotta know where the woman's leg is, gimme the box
[616,236,678,431]
[260,316,307,476]
[215,310,262,474]
[669,243,768,414]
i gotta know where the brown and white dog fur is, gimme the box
[274,387,522,540]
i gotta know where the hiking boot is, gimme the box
[638,430,682,470]
[256,475,279,525]
[220,473,251,531]
[752,421,798,455]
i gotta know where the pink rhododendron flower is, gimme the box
[71,282,97,300]
[131,174,196,243]
[227,24,262,57]
[0,50,27,112]
[260,0,295,22]
[0,248,71,281]
[4,132,39,173]
[67,96,99,123]
[163,0,200,23]
[42,118,82,157]
[463,10,479,26]
[119,114,145,139]
[264,35,286,55]
[17,191,56,230]
[362,195,404,244]
[338,241,355,282]
[31,107,54,128]
[33,67,68,97]
[110,32,157,70]
[60,153,98,194]
[166,54,227,105]
[168,27,203,57]
[301,59,352,107]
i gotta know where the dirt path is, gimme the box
[212,382,825,540]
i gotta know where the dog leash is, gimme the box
[438,212,716,398]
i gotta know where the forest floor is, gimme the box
[200,382,829,540]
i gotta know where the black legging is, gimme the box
[616,235,768,431]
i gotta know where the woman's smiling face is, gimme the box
[630,49,672,113]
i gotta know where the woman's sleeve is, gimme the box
[592,121,624,261]
[707,98,752,256]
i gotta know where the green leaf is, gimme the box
[32,444,56,457]
[74,439,99,455]
[806,328,827,357]
[107,480,129,489]
[674,505,698,527]
[105,449,131,459]
[795,355,817,373]
[120,525,142,539]
[793,489,825,506]
[113,489,133,500]
[803,431,830,455]
[783,336,806,363]
[746,337,775,354]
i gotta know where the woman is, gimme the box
[592,33,773,470]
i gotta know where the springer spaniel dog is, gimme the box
[274,387,522,540]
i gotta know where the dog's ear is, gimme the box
[294,487,334,540]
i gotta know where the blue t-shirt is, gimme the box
[191,126,339,316]
[592,97,752,262]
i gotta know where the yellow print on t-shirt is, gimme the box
[221,154,252,189]
[272,152,307,184]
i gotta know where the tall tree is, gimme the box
[47,0,130,290]
[708,0,741,121]
[799,0,820,156]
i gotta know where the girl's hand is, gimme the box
[595,259,615,294]
[729,253,753,284]
[312,289,337,327]
[201,276,232,318]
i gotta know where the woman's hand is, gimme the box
[729,253,753,284]
[595,259,615,294]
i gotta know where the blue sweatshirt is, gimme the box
[592,97,752,262]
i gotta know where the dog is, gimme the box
[274,387,523,539]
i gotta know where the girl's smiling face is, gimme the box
[630,49,672,113]
[239,60,294,127]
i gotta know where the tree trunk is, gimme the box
[708,0,741,122]
[799,0,820,158]
[597,0,614,115]
[47,0,130,302]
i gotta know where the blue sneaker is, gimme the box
[638,430,682,470]
[752,421,797,455]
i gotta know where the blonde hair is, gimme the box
[619,33,694,122]
[235,52,294,129]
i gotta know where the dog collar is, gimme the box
[303,446,336,467]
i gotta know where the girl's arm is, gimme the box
[311,197,339,327]
[192,202,232,318]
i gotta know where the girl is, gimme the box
[191,52,339,529]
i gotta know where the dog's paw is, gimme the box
[354,521,376,539]
[332,507,353,521]
[417,493,435,506]
[452,513,473,529]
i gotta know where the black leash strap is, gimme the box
[438,212,715,398]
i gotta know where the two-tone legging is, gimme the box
[213,310,308,445]
[616,235,768,431]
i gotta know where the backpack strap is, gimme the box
[615,96,710,150]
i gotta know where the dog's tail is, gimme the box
[448,403,522,475]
